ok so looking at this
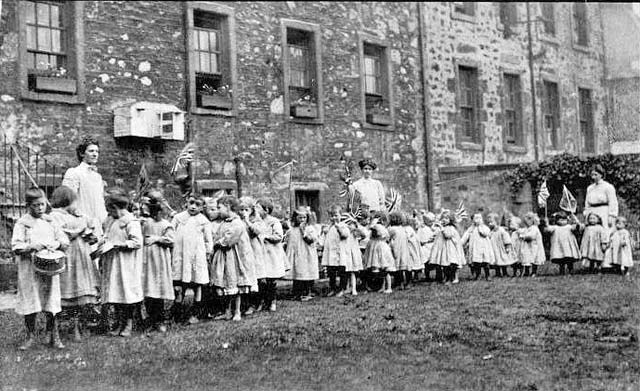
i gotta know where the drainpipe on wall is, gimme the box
[417,3,435,210]
[526,2,540,162]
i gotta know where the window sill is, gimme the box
[288,117,324,125]
[452,12,476,23]
[539,35,559,46]
[21,90,85,105]
[191,107,236,117]
[504,144,527,154]
[362,122,395,132]
[573,44,592,54]
[458,141,483,151]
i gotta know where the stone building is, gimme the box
[0,1,608,224]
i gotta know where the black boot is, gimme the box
[47,313,65,349]
[19,314,37,351]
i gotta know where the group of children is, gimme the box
[12,184,635,351]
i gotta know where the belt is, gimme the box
[588,203,608,207]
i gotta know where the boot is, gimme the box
[119,305,134,337]
[19,314,37,351]
[48,314,65,349]
[109,305,122,336]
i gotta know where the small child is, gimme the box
[13,187,69,350]
[518,212,546,277]
[49,186,100,342]
[344,219,365,296]
[171,193,213,324]
[405,213,424,286]
[256,199,288,311]
[544,211,581,275]
[604,216,634,276]
[417,212,437,281]
[238,196,266,314]
[461,213,496,281]
[486,213,513,278]
[321,205,351,297]
[210,196,258,321]
[508,216,523,277]
[101,189,143,337]
[285,207,320,301]
[429,210,465,284]
[388,212,412,290]
[363,211,395,293]
[580,212,608,273]
[141,193,175,333]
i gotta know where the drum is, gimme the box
[33,249,66,276]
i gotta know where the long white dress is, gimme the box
[583,180,618,232]
[604,229,634,268]
[171,212,213,284]
[62,162,108,227]
[352,178,386,212]
[461,225,496,265]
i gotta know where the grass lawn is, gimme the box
[0,264,638,391]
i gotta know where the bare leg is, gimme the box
[232,295,241,321]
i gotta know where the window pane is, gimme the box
[365,75,377,94]
[48,54,57,69]
[26,26,37,50]
[27,53,35,69]
[210,53,219,74]
[37,27,51,51]
[364,57,375,76]
[209,31,218,52]
[35,53,49,69]
[51,29,61,52]
[198,30,209,51]
[199,52,210,73]
[50,4,60,28]
[36,2,50,26]
[26,2,36,24]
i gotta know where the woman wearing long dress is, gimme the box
[583,164,618,233]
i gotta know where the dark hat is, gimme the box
[591,164,605,176]
[358,159,377,170]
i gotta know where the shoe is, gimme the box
[119,319,133,337]
[452,279,460,284]
[327,290,336,297]
[108,328,121,337]
[244,307,255,316]
[530,274,537,278]
[335,290,344,298]
[351,290,358,296]
[18,336,35,351]
[232,313,241,322]
[269,303,277,312]
[300,295,313,302]
[51,339,65,349]
[213,313,229,321]
[187,315,200,325]
[255,304,264,312]
[157,324,167,333]
[383,289,392,294]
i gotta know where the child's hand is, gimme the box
[145,235,158,246]
[30,243,46,252]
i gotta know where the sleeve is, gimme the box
[218,221,244,248]
[442,226,455,240]
[303,226,317,244]
[519,227,537,241]
[61,168,80,193]
[264,220,284,243]
[337,223,351,240]
[11,220,29,254]
[501,228,512,246]
[123,220,143,250]
[157,224,175,247]
[460,227,471,244]
[544,225,557,234]
[52,220,70,251]
[606,183,619,217]
[203,221,213,253]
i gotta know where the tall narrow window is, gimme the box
[573,3,589,46]
[499,3,517,39]
[19,1,84,102]
[541,3,556,36]
[361,41,392,127]
[282,20,323,123]
[579,88,594,153]
[543,81,560,149]
[458,66,479,143]
[503,74,523,146]
[186,3,237,114]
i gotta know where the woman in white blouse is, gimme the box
[583,164,618,232]
[351,159,386,213]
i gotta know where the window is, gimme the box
[499,3,518,39]
[573,3,589,47]
[578,88,594,153]
[186,2,237,115]
[453,2,475,17]
[458,66,479,143]
[360,38,393,129]
[542,81,560,149]
[18,1,84,103]
[503,74,523,146]
[540,3,556,36]
[282,20,323,123]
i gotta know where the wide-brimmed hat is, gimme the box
[358,159,377,170]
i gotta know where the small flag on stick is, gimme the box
[136,163,150,200]
[537,180,550,208]
[385,188,402,213]
[454,200,469,221]
[270,161,293,190]
[559,185,577,213]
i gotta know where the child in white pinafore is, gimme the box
[461,213,496,281]
[418,212,437,281]
[508,216,523,277]
[256,199,288,312]
[321,205,351,297]
[363,211,395,293]
[285,207,320,301]
[238,196,267,315]
[101,189,143,337]
[13,187,69,350]
[518,212,546,278]
[171,193,213,324]
[405,213,424,286]
[580,212,608,273]
[604,216,634,276]
[430,210,465,284]
[544,211,581,275]
[388,212,412,290]
[49,186,100,342]
[486,213,514,278]
[141,193,175,333]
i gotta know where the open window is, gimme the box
[359,34,393,130]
